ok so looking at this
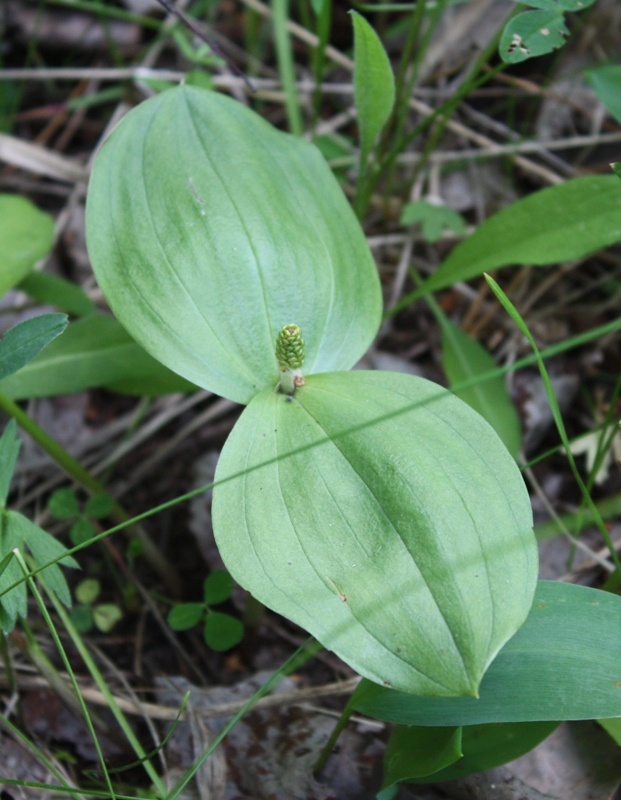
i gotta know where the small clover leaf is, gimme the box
[70,605,94,634]
[85,493,114,519]
[204,612,244,651]
[48,488,80,520]
[75,578,101,605]
[167,602,205,631]
[93,603,123,633]
[401,200,466,243]
[70,517,96,546]
[203,570,234,606]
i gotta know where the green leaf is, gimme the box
[19,272,96,317]
[212,370,537,696]
[85,493,114,519]
[0,314,68,383]
[0,314,196,399]
[613,163,621,181]
[203,569,234,606]
[69,517,96,546]
[599,718,621,748]
[500,11,569,64]
[93,603,123,632]
[440,318,521,458]
[5,510,78,607]
[167,603,205,630]
[350,11,396,169]
[75,578,101,605]
[351,581,621,724]
[382,725,462,792]
[0,511,26,633]
[407,721,559,783]
[204,611,244,651]
[416,177,621,297]
[401,201,466,243]
[585,65,621,125]
[70,605,94,633]
[518,0,563,8]
[48,488,80,520]
[85,86,382,405]
[554,0,596,8]
[0,420,20,508]
[0,195,55,296]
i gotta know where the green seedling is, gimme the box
[499,0,597,64]
[81,81,621,792]
[0,194,55,297]
[167,569,244,651]
[0,421,78,633]
[70,577,123,634]
[400,198,466,243]
[85,84,537,696]
[48,488,114,546]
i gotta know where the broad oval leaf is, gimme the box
[415,176,621,298]
[351,581,621,724]
[86,86,382,405]
[350,11,395,167]
[212,370,537,695]
[500,11,569,64]
[0,195,55,297]
[0,314,196,399]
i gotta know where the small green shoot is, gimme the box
[167,569,244,651]
[70,578,123,634]
[350,10,395,213]
[400,199,466,243]
[499,0,597,64]
[48,487,114,546]
[0,195,55,296]
[0,421,78,633]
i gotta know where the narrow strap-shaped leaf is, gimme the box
[0,195,55,297]
[404,720,559,784]
[350,11,395,169]
[19,271,97,317]
[411,176,621,299]
[439,316,521,458]
[0,314,67,385]
[0,314,196,399]
[0,420,20,508]
[350,581,621,725]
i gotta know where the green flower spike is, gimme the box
[276,324,305,394]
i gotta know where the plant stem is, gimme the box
[0,392,181,594]
[14,555,118,799]
[311,0,332,131]
[272,0,303,135]
[49,590,167,795]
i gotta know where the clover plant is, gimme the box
[167,569,244,651]
[85,84,537,698]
